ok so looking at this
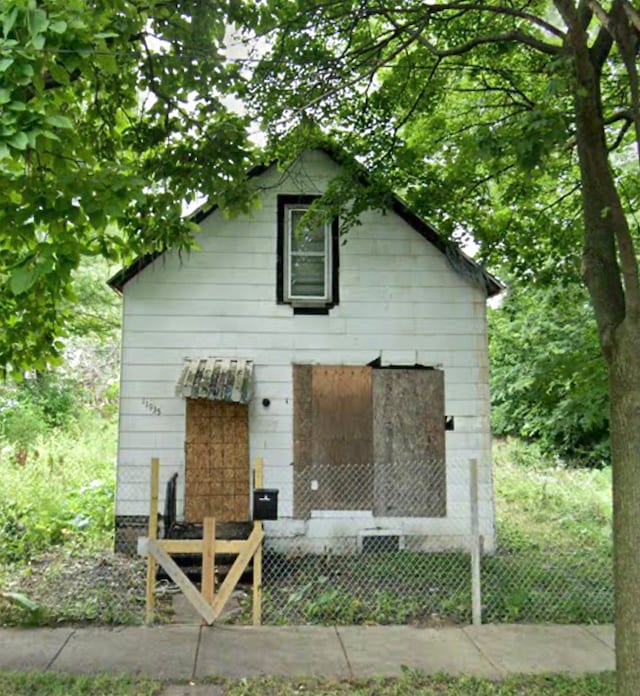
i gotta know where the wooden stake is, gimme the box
[145,457,160,624]
[252,457,264,626]
[202,517,216,615]
[213,525,264,619]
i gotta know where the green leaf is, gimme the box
[0,591,40,613]
[31,32,45,50]
[0,57,14,72]
[95,52,118,74]
[0,87,11,104]
[10,265,37,294]
[45,114,73,129]
[48,20,67,33]
[8,131,28,150]
[27,8,49,36]
[2,6,19,37]
[47,61,69,85]
[0,142,9,159]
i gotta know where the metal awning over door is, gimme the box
[175,358,254,403]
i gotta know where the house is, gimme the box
[108,148,501,555]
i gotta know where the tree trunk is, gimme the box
[609,322,640,695]
[567,15,640,693]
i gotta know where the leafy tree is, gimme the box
[490,280,609,467]
[239,1,640,691]
[0,0,255,375]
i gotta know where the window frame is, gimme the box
[277,195,339,313]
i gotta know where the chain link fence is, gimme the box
[260,458,472,625]
[0,453,613,627]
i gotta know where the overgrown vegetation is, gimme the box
[493,439,612,552]
[0,412,117,565]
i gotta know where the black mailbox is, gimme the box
[253,488,279,520]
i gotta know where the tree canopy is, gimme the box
[0,0,256,374]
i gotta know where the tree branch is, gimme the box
[608,119,632,150]
[622,0,640,32]
[383,10,561,57]
[407,2,566,40]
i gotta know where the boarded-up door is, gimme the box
[373,368,446,517]
[185,399,249,522]
[293,365,373,517]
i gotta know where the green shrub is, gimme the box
[0,400,48,453]
[0,414,117,564]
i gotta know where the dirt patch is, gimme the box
[1,549,172,626]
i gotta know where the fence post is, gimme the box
[252,456,264,626]
[145,457,160,625]
[469,458,482,626]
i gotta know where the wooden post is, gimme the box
[469,458,482,626]
[252,456,264,626]
[145,457,160,624]
[202,517,216,616]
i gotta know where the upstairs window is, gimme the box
[277,195,339,313]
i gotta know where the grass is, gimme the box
[0,672,617,696]
[221,673,617,695]
[493,438,612,552]
[0,672,163,696]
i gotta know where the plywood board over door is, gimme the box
[185,399,249,522]
[293,365,373,517]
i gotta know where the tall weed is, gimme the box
[493,438,612,552]
[0,413,117,563]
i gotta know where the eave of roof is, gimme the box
[107,151,503,297]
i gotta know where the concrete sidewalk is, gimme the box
[0,623,615,684]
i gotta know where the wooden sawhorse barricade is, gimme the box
[142,457,265,626]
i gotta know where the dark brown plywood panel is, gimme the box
[185,399,249,522]
[293,365,313,518]
[373,369,446,517]
[293,365,373,517]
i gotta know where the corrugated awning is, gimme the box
[175,358,254,403]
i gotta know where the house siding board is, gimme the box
[115,149,494,548]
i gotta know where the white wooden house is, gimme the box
[109,148,501,554]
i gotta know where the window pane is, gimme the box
[290,210,326,253]
[291,256,326,298]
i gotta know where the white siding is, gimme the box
[116,150,495,548]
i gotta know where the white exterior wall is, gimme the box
[116,150,495,550]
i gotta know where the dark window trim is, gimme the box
[277,195,339,310]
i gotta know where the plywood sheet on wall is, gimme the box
[372,368,446,517]
[185,399,249,522]
[294,365,373,517]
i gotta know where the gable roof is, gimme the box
[107,151,502,297]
